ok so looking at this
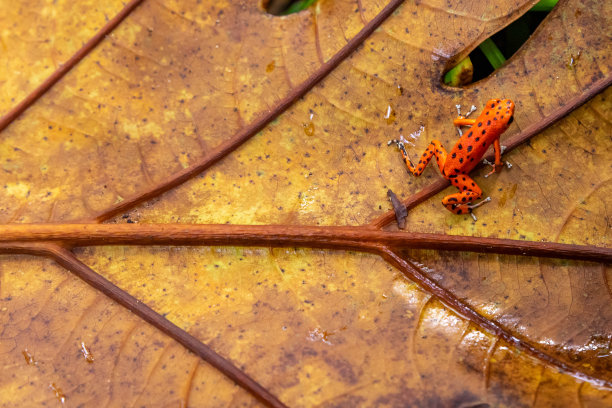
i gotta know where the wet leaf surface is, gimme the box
[0,0,611,406]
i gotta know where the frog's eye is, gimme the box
[508,115,514,125]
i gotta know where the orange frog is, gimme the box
[388,98,515,219]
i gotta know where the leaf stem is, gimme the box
[4,240,611,390]
[0,224,609,263]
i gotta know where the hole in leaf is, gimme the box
[265,0,317,16]
[443,0,558,87]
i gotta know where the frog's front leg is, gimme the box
[442,173,489,216]
[453,117,477,127]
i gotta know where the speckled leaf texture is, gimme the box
[0,0,611,407]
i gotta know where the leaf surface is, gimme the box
[0,0,128,115]
[0,0,611,406]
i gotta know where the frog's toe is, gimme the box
[468,197,491,210]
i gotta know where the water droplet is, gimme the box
[22,349,37,365]
[384,105,396,125]
[266,60,275,73]
[303,121,315,136]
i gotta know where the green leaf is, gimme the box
[478,38,506,70]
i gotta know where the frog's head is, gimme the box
[484,98,515,132]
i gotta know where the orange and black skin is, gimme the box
[394,99,515,214]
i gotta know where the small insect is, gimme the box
[49,383,66,404]
[80,341,94,363]
[387,189,407,229]
[22,349,37,365]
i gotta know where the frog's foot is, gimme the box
[454,104,477,136]
[455,104,477,118]
[387,135,410,156]
[468,197,491,221]
[498,147,513,168]
[482,159,494,178]
[482,159,502,178]
[387,134,409,147]
[465,105,477,117]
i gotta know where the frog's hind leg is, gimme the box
[389,140,447,176]
[442,173,488,215]
[412,140,447,176]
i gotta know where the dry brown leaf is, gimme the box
[1,0,611,406]
[0,0,129,115]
